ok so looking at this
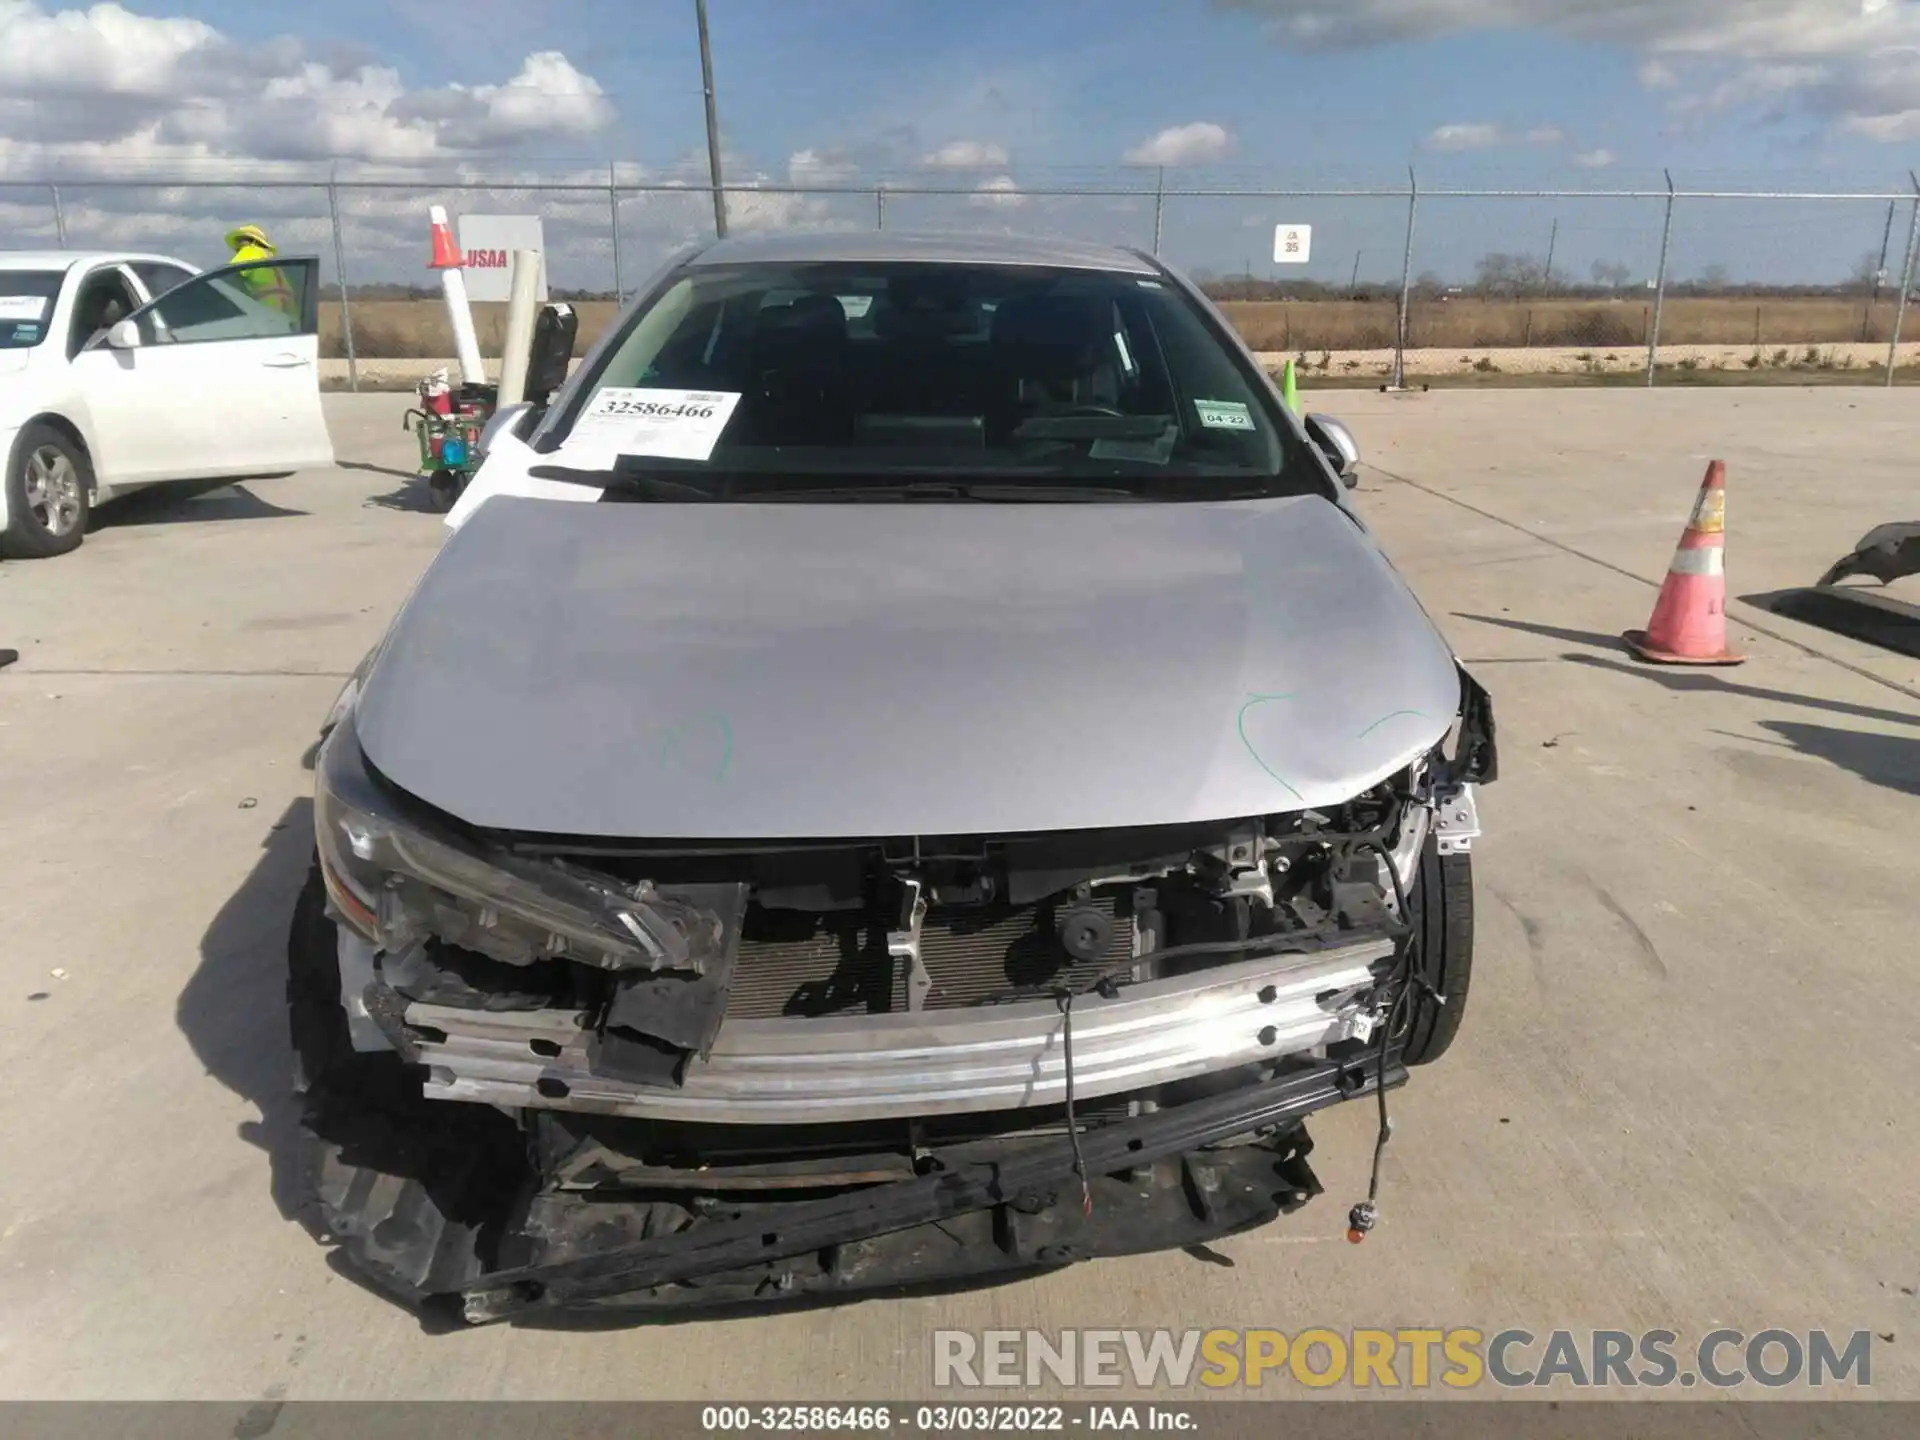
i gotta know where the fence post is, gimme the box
[50,183,66,245]
[876,184,885,231]
[326,177,358,394]
[1393,167,1417,390]
[1887,172,1920,388]
[1152,166,1165,256]
[1645,169,1675,387]
[609,163,624,304]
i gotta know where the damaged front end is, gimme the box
[292,670,1493,1322]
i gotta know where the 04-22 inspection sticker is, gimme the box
[1195,398,1255,431]
[568,387,743,462]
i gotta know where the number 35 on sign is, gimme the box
[1272,224,1312,265]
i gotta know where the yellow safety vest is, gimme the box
[230,243,298,317]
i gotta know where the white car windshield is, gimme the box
[0,272,62,350]
[554,261,1312,494]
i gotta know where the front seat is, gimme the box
[742,293,850,444]
[988,293,1122,432]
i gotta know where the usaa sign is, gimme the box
[454,214,550,303]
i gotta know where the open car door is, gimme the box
[71,257,334,482]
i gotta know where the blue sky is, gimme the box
[3,1,1918,286]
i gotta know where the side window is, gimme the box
[132,263,195,302]
[140,261,309,345]
[67,268,141,359]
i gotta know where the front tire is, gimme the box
[1399,836,1474,1066]
[2,423,93,559]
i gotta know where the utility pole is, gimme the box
[1543,216,1559,291]
[1874,198,1895,303]
[696,0,728,238]
[1349,249,1362,291]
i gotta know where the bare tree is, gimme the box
[1851,250,1885,290]
[1696,263,1730,292]
[1474,252,1560,297]
[1590,259,1633,290]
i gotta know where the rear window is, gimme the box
[558,261,1308,490]
[0,271,62,350]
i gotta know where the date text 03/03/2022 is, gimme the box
[699,1404,1199,1432]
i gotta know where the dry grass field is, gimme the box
[318,295,1908,363]
[1218,296,1905,352]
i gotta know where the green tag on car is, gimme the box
[1195,399,1254,431]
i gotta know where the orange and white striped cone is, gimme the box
[426,204,463,269]
[1622,460,1746,666]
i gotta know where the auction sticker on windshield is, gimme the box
[0,296,49,321]
[570,387,743,463]
[1195,399,1255,431]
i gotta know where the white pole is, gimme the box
[496,250,542,405]
[429,204,487,387]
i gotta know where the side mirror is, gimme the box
[105,318,142,350]
[1304,413,1360,489]
[478,401,536,458]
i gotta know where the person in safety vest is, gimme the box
[224,225,299,319]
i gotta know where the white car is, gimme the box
[1,250,335,558]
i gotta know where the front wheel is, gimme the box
[1399,836,1474,1066]
[2,423,93,559]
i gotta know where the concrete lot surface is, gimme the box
[0,389,1915,1401]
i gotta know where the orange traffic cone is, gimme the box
[1623,460,1746,666]
[427,204,463,269]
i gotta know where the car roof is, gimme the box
[0,250,195,272]
[683,230,1161,275]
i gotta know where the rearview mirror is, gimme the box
[1304,413,1360,489]
[105,318,141,350]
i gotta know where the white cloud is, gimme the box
[1571,146,1616,167]
[1123,121,1233,165]
[967,174,1026,209]
[1216,0,1920,140]
[1425,122,1505,151]
[1423,121,1566,151]
[788,147,859,185]
[0,1,614,173]
[919,139,1010,169]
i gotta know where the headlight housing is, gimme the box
[313,714,724,974]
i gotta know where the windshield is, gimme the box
[549,261,1320,498]
[0,271,62,350]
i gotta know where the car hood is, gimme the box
[354,493,1462,839]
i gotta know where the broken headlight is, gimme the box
[313,714,722,975]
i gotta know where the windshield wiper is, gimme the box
[528,463,728,501]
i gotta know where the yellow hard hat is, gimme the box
[225,224,274,252]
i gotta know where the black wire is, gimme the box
[1361,837,1419,1214]
[1059,990,1092,1216]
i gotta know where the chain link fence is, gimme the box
[6,172,1915,389]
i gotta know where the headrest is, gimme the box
[989,294,1111,352]
[757,293,848,339]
